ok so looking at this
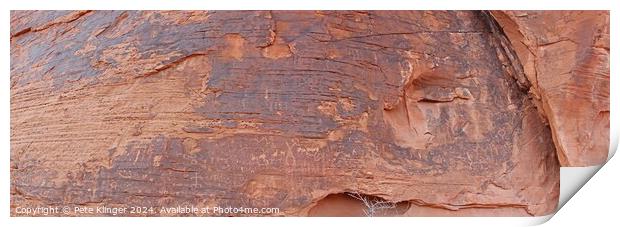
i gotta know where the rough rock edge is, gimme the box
[10,10,561,217]
[488,11,609,167]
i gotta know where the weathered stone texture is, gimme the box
[491,10,609,166]
[10,10,606,217]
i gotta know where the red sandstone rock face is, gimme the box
[9,10,606,217]
[490,11,610,166]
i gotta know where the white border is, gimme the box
[3,0,617,10]
[3,1,617,226]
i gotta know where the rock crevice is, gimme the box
[10,10,607,216]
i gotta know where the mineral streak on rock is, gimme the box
[10,10,605,217]
[490,11,610,166]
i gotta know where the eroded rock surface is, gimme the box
[10,10,606,217]
[490,11,610,166]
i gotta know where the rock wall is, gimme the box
[490,11,610,166]
[10,10,607,216]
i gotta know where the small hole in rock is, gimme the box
[308,192,410,217]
